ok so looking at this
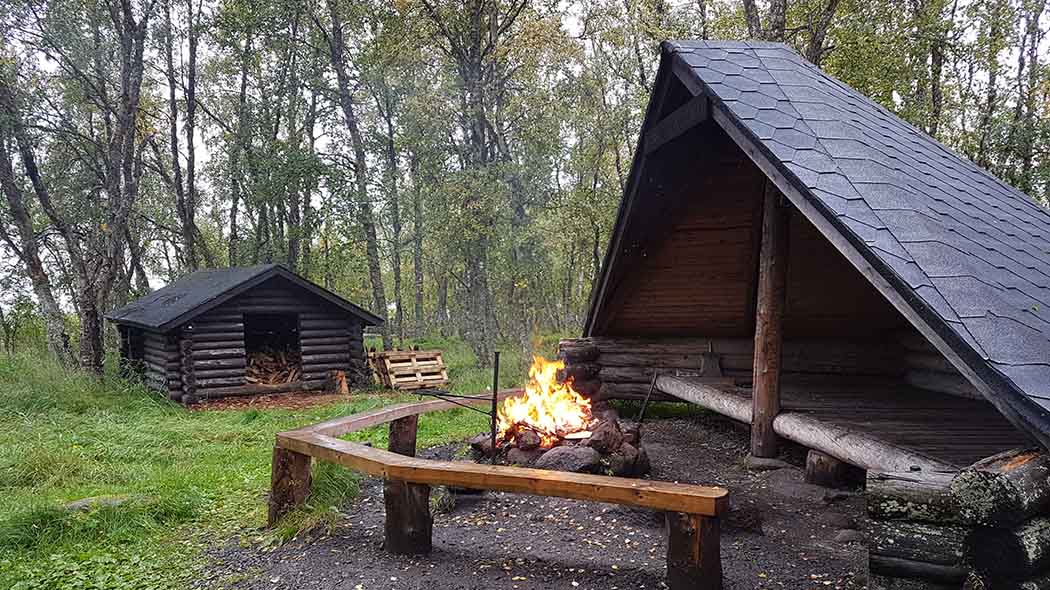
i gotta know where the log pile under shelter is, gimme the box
[246,350,302,385]
[867,448,1050,589]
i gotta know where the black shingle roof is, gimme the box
[107,264,383,331]
[591,40,1050,447]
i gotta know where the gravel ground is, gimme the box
[200,411,868,590]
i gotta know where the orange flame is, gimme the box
[496,356,594,448]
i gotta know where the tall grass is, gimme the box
[0,334,557,589]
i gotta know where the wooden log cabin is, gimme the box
[107,264,382,403]
[560,41,1050,587]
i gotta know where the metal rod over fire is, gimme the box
[491,351,500,464]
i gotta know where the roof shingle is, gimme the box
[666,40,1050,436]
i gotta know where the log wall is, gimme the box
[898,328,981,400]
[138,329,181,400]
[176,276,368,400]
[597,123,906,341]
[558,336,901,402]
[121,275,370,403]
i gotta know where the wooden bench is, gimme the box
[268,391,730,590]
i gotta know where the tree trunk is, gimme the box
[0,134,73,366]
[379,83,404,346]
[976,4,1005,169]
[325,0,391,350]
[742,0,762,38]
[1019,0,1047,193]
[410,154,425,338]
[805,0,843,66]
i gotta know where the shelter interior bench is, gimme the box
[658,374,1033,473]
[268,391,730,590]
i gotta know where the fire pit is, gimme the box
[471,357,649,477]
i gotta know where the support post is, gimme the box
[267,446,313,526]
[751,182,790,458]
[384,415,432,554]
[666,512,722,590]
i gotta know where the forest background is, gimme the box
[2,0,1049,371]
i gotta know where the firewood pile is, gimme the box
[867,448,1050,589]
[246,349,302,385]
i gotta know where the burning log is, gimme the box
[471,356,651,476]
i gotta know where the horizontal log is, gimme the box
[868,572,961,590]
[299,336,350,346]
[185,322,244,333]
[190,339,245,351]
[190,331,244,343]
[192,348,246,360]
[655,375,751,422]
[194,312,244,322]
[559,363,600,381]
[951,449,1050,526]
[868,555,968,584]
[557,340,599,363]
[904,351,957,373]
[773,410,955,473]
[968,571,1050,590]
[196,376,247,388]
[299,328,352,339]
[194,358,247,369]
[193,367,247,379]
[300,319,350,330]
[596,382,676,402]
[906,369,980,399]
[969,516,1050,576]
[301,353,350,364]
[299,344,351,355]
[866,471,963,523]
[225,305,309,314]
[302,363,352,374]
[197,381,315,399]
[870,520,968,566]
[585,337,753,356]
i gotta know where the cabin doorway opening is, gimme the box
[244,313,302,385]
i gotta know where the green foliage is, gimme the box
[0,336,529,589]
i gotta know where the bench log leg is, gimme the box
[268,446,313,526]
[384,415,433,555]
[805,450,864,488]
[666,512,722,590]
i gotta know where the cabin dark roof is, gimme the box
[107,264,383,331]
[587,40,1050,447]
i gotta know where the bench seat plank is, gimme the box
[277,429,729,517]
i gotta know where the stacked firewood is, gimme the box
[867,448,1050,590]
[246,349,302,385]
[956,449,1050,590]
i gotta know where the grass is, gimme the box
[0,334,565,590]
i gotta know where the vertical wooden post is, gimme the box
[666,512,722,590]
[268,446,313,526]
[384,415,432,554]
[751,182,790,458]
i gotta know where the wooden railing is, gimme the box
[268,391,730,590]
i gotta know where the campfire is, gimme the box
[472,356,649,477]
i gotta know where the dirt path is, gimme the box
[202,412,868,589]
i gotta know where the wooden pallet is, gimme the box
[368,349,449,391]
